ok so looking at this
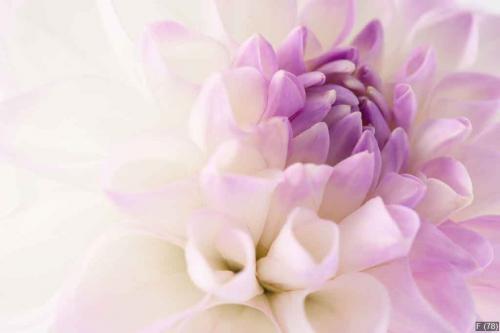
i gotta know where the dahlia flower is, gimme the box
[1,0,500,332]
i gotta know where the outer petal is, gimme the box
[351,20,384,69]
[375,172,427,208]
[271,273,390,333]
[338,197,420,273]
[103,135,205,243]
[52,231,205,333]
[264,70,306,119]
[0,78,162,188]
[406,10,478,73]
[299,0,355,49]
[369,258,464,333]
[0,179,120,323]
[212,0,297,45]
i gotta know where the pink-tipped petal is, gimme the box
[338,197,420,273]
[412,117,471,164]
[416,157,473,223]
[393,84,418,131]
[260,163,333,251]
[265,70,306,119]
[375,173,427,208]
[233,34,279,79]
[277,26,323,75]
[327,112,362,165]
[320,152,375,221]
[288,122,330,165]
[407,11,478,72]
[351,20,384,69]
[189,67,268,152]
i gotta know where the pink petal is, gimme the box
[352,128,382,189]
[299,0,355,49]
[189,67,268,152]
[351,20,384,69]
[375,172,427,208]
[260,163,333,251]
[233,34,279,79]
[288,122,330,165]
[297,71,326,88]
[338,197,420,273]
[141,21,230,85]
[369,258,466,333]
[200,165,279,243]
[277,26,322,75]
[271,273,390,333]
[407,11,478,72]
[472,14,500,76]
[257,208,339,291]
[326,112,362,165]
[264,70,306,119]
[359,98,391,146]
[416,157,473,223]
[411,117,471,164]
[393,84,417,131]
[394,46,436,102]
[319,151,375,221]
[381,127,409,175]
[290,88,336,135]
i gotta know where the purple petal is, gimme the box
[288,122,330,165]
[381,127,409,175]
[233,34,279,79]
[265,70,306,119]
[375,173,427,208]
[327,112,362,165]
[392,83,417,131]
[351,20,384,69]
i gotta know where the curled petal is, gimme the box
[338,197,420,273]
[277,26,323,75]
[327,112,362,165]
[288,122,330,165]
[351,20,384,69]
[260,163,333,252]
[393,84,417,131]
[297,71,326,88]
[271,273,390,333]
[185,211,262,302]
[189,67,268,152]
[394,46,436,101]
[381,127,409,175]
[265,70,306,119]
[290,88,336,135]
[299,0,355,49]
[352,129,382,189]
[257,208,339,291]
[416,157,473,223]
[375,173,427,208]
[233,34,278,79]
[213,0,297,45]
[320,151,374,221]
[412,117,471,164]
[360,98,391,146]
[200,166,278,243]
